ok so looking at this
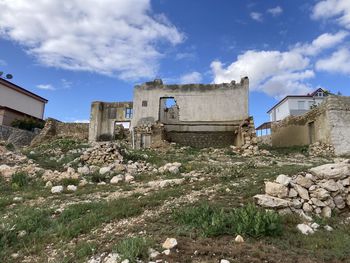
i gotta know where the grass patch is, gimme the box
[11,172,29,189]
[115,237,152,263]
[174,203,282,238]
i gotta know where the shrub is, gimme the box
[60,178,80,187]
[174,203,282,238]
[115,237,152,263]
[11,172,29,189]
[11,118,44,131]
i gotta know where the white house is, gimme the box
[267,88,327,122]
[0,78,48,126]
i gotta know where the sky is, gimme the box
[0,0,349,126]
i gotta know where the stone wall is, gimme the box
[257,135,272,145]
[271,96,350,156]
[327,96,350,156]
[0,125,36,146]
[166,131,234,148]
[31,118,89,145]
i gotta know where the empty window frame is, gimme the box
[125,108,133,119]
[142,100,148,107]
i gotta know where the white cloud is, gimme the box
[73,119,90,123]
[312,0,350,29]
[0,0,184,80]
[316,48,350,74]
[175,52,196,60]
[36,84,55,90]
[267,6,283,16]
[250,12,263,22]
[61,79,72,89]
[179,71,202,84]
[293,31,348,55]
[211,31,349,98]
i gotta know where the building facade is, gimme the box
[0,78,48,126]
[268,88,327,122]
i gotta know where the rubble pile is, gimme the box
[309,142,335,157]
[230,118,270,157]
[80,142,124,165]
[254,160,350,218]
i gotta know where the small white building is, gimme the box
[0,78,48,126]
[267,88,327,122]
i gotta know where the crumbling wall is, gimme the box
[131,78,249,128]
[89,101,133,142]
[327,96,350,155]
[31,118,89,146]
[271,100,330,147]
[271,96,350,156]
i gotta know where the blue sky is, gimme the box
[0,0,349,126]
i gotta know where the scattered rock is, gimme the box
[297,224,314,235]
[162,238,178,249]
[51,185,64,194]
[67,185,77,192]
[253,194,291,208]
[234,235,244,243]
[110,174,124,184]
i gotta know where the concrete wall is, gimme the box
[0,82,45,119]
[89,101,133,142]
[271,96,350,156]
[327,96,350,155]
[131,78,249,128]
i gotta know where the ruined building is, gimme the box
[89,77,254,148]
[271,95,350,156]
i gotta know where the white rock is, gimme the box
[234,235,244,243]
[103,253,120,263]
[45,181,53,188]
[295,175,313,188]
[289,188,298,198]
[310,163,350,180]
[110,174,124,184]
[302,203,313,213]
[168,166,179,174]
[311,222,320,230]
[265,182,289,198]
[99,167,111,175]
[297,224,314,235]
[294,185,309,200]
[125,174,135,183]
[311,188,330,200]
[324,225,333,231]
[79,179,88,187]
[67,185,77,192]
[121,260,129,263]
[162,249,171,255]
[320,180,339,192]
[77,166,90,175]
[333,195,345,209]
[275,174,291,186]
[254,194,291,208]
[321,206,332,218]
[220,260,230,263]
[149,249,160,259]
[51,185,64,194]
[162,238,177,249]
